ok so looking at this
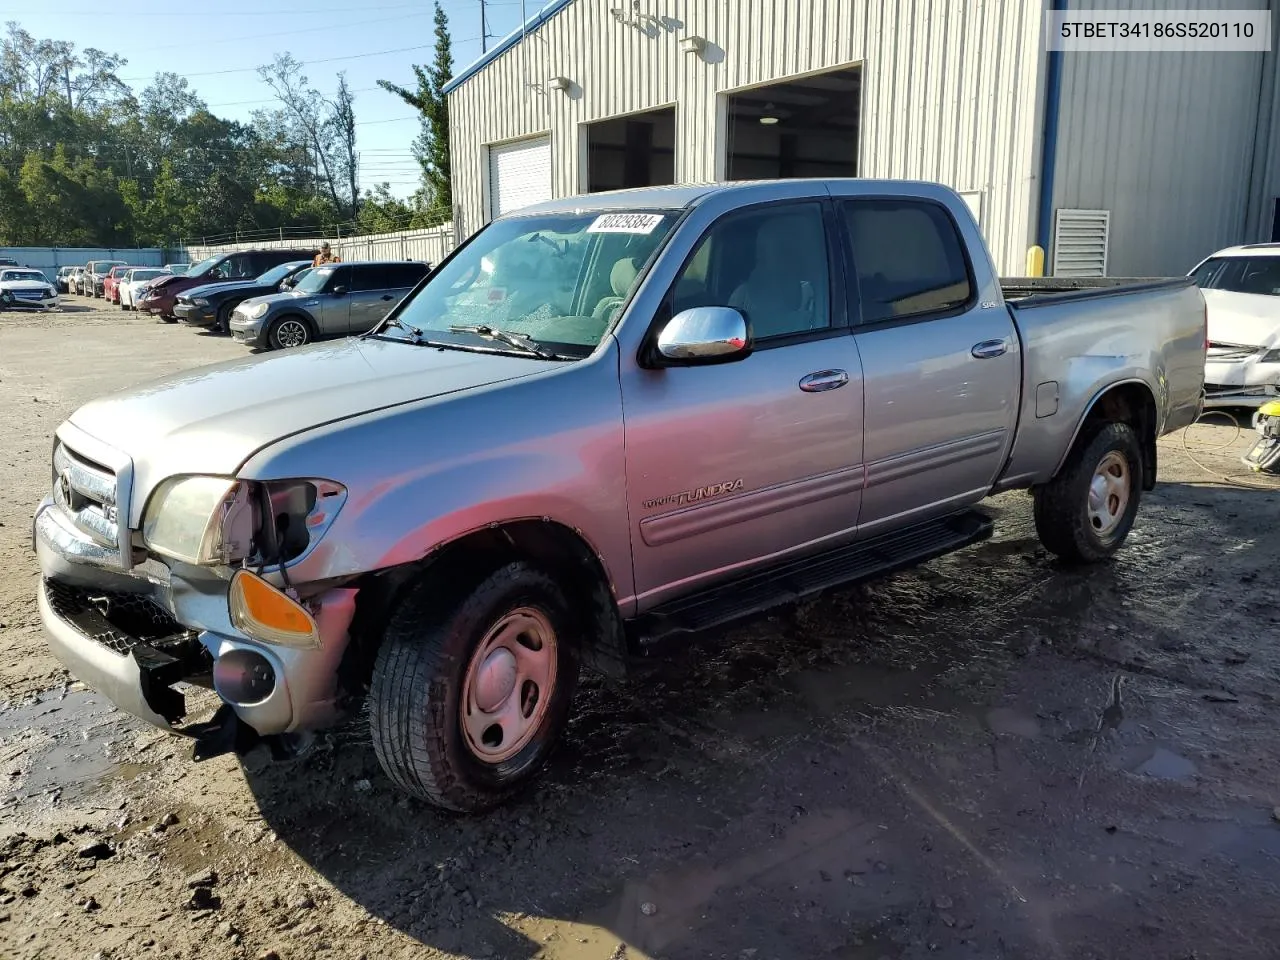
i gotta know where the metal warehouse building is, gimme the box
[445,0,1280,277]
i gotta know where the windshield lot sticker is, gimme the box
[487,287,508,303]
[587,213,664,235]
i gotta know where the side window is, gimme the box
[388,263,428,288]
[351,265,395,292]
[671,202,831,340]
[840,199,973,323]
[325,265,352,291]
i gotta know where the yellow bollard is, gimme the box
[1026,245,1045,277]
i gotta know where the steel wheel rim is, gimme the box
[1088,450,1130,537]
[460,606,558,764]
[276,319,308,347]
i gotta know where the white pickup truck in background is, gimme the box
[1190,244,1280,408]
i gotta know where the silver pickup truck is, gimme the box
[32,180,1206,811]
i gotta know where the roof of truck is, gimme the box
[512,179,962,218]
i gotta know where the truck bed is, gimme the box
[1000,276,1193,305]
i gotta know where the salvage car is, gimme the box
[1189,243,1280,408]
[228,260,430,349]
[119,268,171,311]
[102,265,136,305]
[32,180,1206,812]
[175,260,312,334]
[0,267,59,310]
[85,259,128,298]
[139,250,317,322]
[55,266,76,293]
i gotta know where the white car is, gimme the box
[0,268,59,310]
[120,268,171,311]
[1190,244,1280,408]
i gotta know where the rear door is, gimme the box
[835,196,1019,535]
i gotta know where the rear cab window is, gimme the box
[839,199,974,323]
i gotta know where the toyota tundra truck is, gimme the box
[32,180,1206,812]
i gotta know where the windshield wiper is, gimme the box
[375,315,427,343]
[448,324,559,360]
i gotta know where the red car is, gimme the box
[103,266,135,304]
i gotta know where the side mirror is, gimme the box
[656,307,751,364]
[332,285,348,296]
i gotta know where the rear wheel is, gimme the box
[1034,422,1143,563]
[268,315,311,349]
[369,562,580,812]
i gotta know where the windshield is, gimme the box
[131,269,165,282]
[187,255,221,278]
[390,210,677,356]
[256,261,305,285]
[294,266,335,294]
[1,270,46,283]
[1191,256,1280,296]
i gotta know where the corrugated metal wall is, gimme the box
[184,224,458,268]
[448,0,1046,275]
[1052,0,1270,276]
[0,246,173,284]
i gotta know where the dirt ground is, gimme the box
[3,297,1280,960]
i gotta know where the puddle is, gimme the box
[0,687,147,805]
[983,707,1041,739]
[1133,746,1198,781]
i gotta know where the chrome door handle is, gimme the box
[971,339,1008,359]
[799,369,850,393]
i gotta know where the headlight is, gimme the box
[46,287,56,297]
[1261,349,1280,363]
[142,477,253,564]
[246,302,270,319]
[142,475,346,566]
[193,297,210,306]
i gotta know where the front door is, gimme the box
[314,265,352,336]
[835,196,1019,535]
[620,200,865,608]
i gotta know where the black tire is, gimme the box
[267,315,312,350]
[215,302,235,335]
[369,561,581,812]
[160,315,176,324]
[1034,421,1143,563]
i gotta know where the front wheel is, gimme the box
[1034,421,1143,563]
[369,562,581,812]
[268,316,311,349]
[215,303,235,335]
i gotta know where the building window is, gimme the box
[585,107,676,193]
[725,66,861,181]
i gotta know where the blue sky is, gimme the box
[5,0,532,195]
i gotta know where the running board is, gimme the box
[629,510,994,649]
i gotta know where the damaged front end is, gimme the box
[33,423,359,761]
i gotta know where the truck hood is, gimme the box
[66,338,548,515]
[1204,288,1280,347]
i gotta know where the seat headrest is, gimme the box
[611,257,639,297]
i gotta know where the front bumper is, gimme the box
[3,295,58,310]
[229,314,267,345]
[34,498,358,736]
[1203,358,1280,408]
[176,303,217,325]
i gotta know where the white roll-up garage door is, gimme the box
[488,136,552,219]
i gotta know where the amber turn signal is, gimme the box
[228,569,320,648]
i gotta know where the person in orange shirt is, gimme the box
[313,242,342,267]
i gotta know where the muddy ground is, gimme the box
[3,298,1280,960]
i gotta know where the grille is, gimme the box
[1205,382,1268,395]
[52,442,120,552]
[44,580,192,656]
[13,290,47,301]
[1207,342,1260,362]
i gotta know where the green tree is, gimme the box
[377,1,452,215]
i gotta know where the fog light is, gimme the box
[213,648,276,705]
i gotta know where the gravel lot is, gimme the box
[3,298,1280,960]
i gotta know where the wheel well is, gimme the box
[271,312,316,337]
[338,521,627,699]
[1077,382,1158,490]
